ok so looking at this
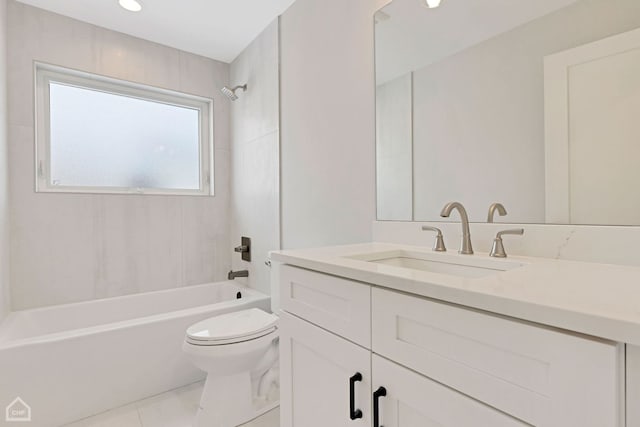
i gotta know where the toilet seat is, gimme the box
[186,308,278,346]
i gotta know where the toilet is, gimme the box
[182,306,280,427]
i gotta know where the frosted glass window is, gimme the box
[36,63,213,195]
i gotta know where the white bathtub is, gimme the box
[0,282,270,427]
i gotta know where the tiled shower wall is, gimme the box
[0,0,9,320]
[7,1,232,310]
[229,19,280,296]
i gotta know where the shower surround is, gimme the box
[6,1,233,309]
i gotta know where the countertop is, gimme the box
[271,242,640,345]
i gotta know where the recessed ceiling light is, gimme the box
[118,0,143,12]
[424,0,442,8]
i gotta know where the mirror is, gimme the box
[375,0,640,225]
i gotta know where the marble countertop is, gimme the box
[271,242,640,345]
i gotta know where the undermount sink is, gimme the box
[345,249,526,279]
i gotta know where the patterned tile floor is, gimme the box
[64,381,279,427]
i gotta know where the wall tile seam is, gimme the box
[232,129,280,149]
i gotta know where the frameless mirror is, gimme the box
[375,0,640,225]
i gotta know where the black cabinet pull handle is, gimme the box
[373,386,387,427]
[349,372,363,420]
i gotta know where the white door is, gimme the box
[545,27,640,224]
[279,312,371,427]
[372,355,529,427]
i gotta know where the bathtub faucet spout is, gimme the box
[228,270,249,280]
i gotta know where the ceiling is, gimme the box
[375,0,580,84]
[15,0,297,63]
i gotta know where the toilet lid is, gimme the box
[186,308,278,343]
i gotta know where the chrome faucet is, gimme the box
[228,270,249,280]
[487,203,507,223]
[440,202,473,255]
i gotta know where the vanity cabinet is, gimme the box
[278,264,625,427]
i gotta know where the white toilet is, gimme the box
[182,307,280,427]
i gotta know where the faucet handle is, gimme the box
[421,226,447,252]
[490,229,524,258]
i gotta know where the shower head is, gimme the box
[221,84,247,101]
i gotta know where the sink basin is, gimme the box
[345,249,526,279]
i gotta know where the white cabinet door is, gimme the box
[372,288,624,426]
[628,345,640,427]
[279,312,371,427]
[372,355,528,427]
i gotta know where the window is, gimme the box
[35,63,213,195]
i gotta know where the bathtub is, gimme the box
[0,282,270,427]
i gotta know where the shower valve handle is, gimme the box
[234,237,251,262]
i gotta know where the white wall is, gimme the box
[0,0,8,320]
[230,19,280,295]
[7,1,231,309]
[279,0,390,249]
[376,73,412,221]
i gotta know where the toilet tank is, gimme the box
[269,259,282,314]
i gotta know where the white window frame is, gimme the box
[34,62,214,196]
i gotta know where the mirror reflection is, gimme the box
[375,0,640,225]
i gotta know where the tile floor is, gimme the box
[64,381,279,427]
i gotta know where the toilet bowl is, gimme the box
[183,308,280,427]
